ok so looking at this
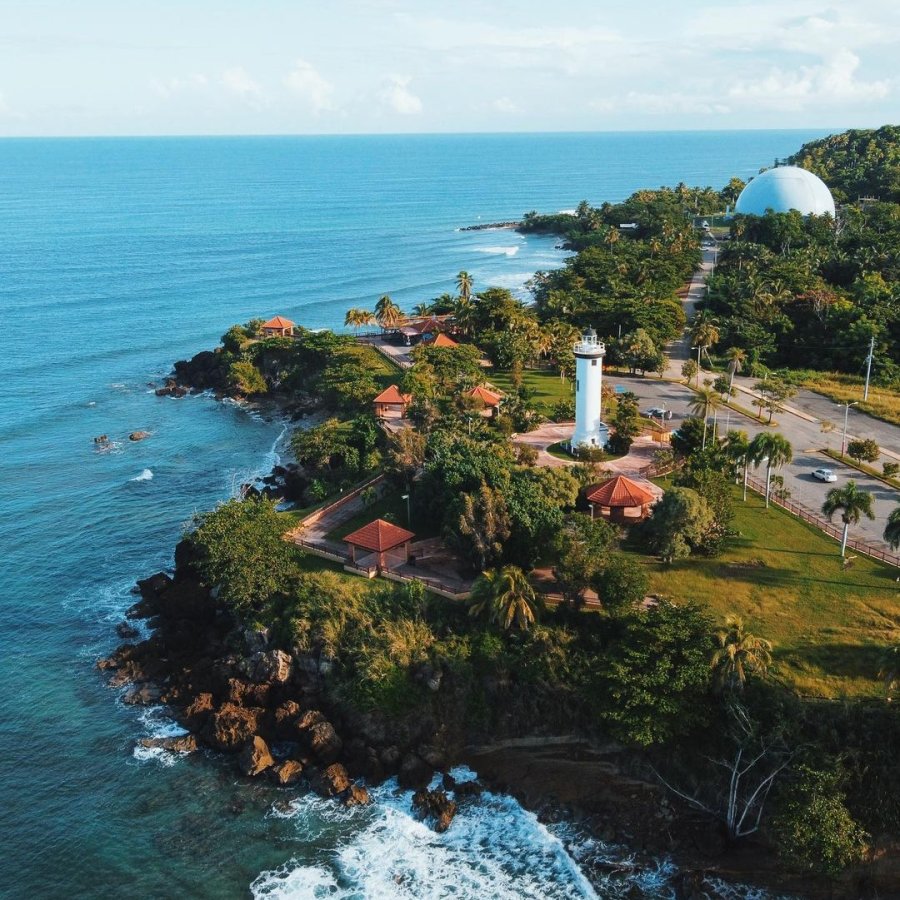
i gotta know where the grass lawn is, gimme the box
[490,368,573,414]
[350,342,403,382]
[792,370,900,427]
[625,484,900,699]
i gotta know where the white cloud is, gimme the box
[728,49,890,111]
[378,75,422,115]
[283,59,334,113]
[221,67,263,103]
[591,90,730,116]
[492,97,518,114]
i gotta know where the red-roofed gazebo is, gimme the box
[585,475,658,523]
[373,384,412,419]
[261,315,296,337]
[344,518,416,571]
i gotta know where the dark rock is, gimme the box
[183,692,215,726]
[309,763,351,798]
[205,703,261,751]
[239,736,275,777]
[398,753,432,790]
[136,571,172,602]
[243,627,271,654]
[122,683,162,705]
[305,721,343,765]
[116,621,140,640]
[418,744,446,770]
[273,701,302,739]
[226,678,270,708]
[139,735,197,753]
[343,784,371,807]
[270,759,304,786]
[380,746,401,770]
[253,649,292,684]
[129,431,151,441]
[412,788,457,833]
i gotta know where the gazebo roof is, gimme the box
[586,475,656,507]
[427,332,458,347]
[408,316,445,334]
[343,518,415,553]
[373,384,411,405]
[467,385,502,407]
[262,315,295,329]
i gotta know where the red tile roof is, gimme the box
[467,385,502,406]
[262,315,296,329]
[343,518,415,552]
[427,333,458,347]
[586,475,656,507]
[373,384,411,405]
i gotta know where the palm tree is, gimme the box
[884,506,900,551]
[452,294,476,338]
[690,319,720,364]
[375,294,403,332]
[468,566,543,632]
[748,432,793,508]
[879,643,899,700]
[456,271,473,303]
[413,302,432,318]
[688,386,722,450]
[822,480,875,557]
[344,307,376,335]
[710,615,773,692]
[725,347,747,393]
[724,430,752,499]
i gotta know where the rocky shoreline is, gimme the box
[96,544,854,899]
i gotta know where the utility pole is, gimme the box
[840,401,858,457]
[864,334,875,401]
[696,344,702,386]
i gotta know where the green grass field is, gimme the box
[489,368,573,414]
[627,484,900,699]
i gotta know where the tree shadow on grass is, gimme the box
[792,641,888,682]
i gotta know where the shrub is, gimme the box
[227,360,268,396]
[772,766,868,877]
[847,438,880,464]
[883,462,899,478]
[594,554,649,613]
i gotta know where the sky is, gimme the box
[0,0,898,136]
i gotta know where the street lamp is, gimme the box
[401,493,411,526]
[839,401,858,458]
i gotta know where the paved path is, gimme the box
[664,245,716,379]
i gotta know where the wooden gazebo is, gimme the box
[467,384,502,417]
[260,315,296,337]
[586,475,657,524]
[373,384,411,419]
[344,519,415,571]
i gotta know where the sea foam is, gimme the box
[475,245,519,256]
[131,468,153,482]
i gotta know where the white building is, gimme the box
[734,165,835,218]
[572,327,609,449]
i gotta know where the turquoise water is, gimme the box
[0,131,828,897]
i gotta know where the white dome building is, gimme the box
[734,166,835,218]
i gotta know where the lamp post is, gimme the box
[401,493,411,527]
[840,401,858,458]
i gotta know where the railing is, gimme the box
[295,473,387,530]
[745,475,900,569]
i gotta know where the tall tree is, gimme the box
[688,385,722,450]
[725,346,748,392]
[456,482,511,570]
[822,480,875,557]
[468,565,543,632]
[710,615,773,692]
[884,506,900,551]
[749,432,793,508]
[456,270,473,303]
[375,294,403,331]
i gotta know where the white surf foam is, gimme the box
[130,468,154,482]
[252,767,598,900]
[474,245,519,256]
[131,707,191,768]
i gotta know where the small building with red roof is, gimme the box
[373,384,412,419]
[585,474,659,524]
[466,384,503,417]
[425,332,458,348]
[261,315,296,337]
[344,518,416,571]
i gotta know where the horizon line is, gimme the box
[0,125,869,141]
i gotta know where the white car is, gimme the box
[812,468,837,483]
[645,407,667,418]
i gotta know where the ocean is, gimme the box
[0,131,828,898]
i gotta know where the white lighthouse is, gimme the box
[572,327,609,449]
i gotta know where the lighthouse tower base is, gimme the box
[572,422,610,451]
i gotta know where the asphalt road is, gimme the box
[611,374,898,551]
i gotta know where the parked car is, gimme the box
[645,407,667,418]
[812,467,838,483]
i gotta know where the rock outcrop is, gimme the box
[239,736,275,776]
[412,788,457,833]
